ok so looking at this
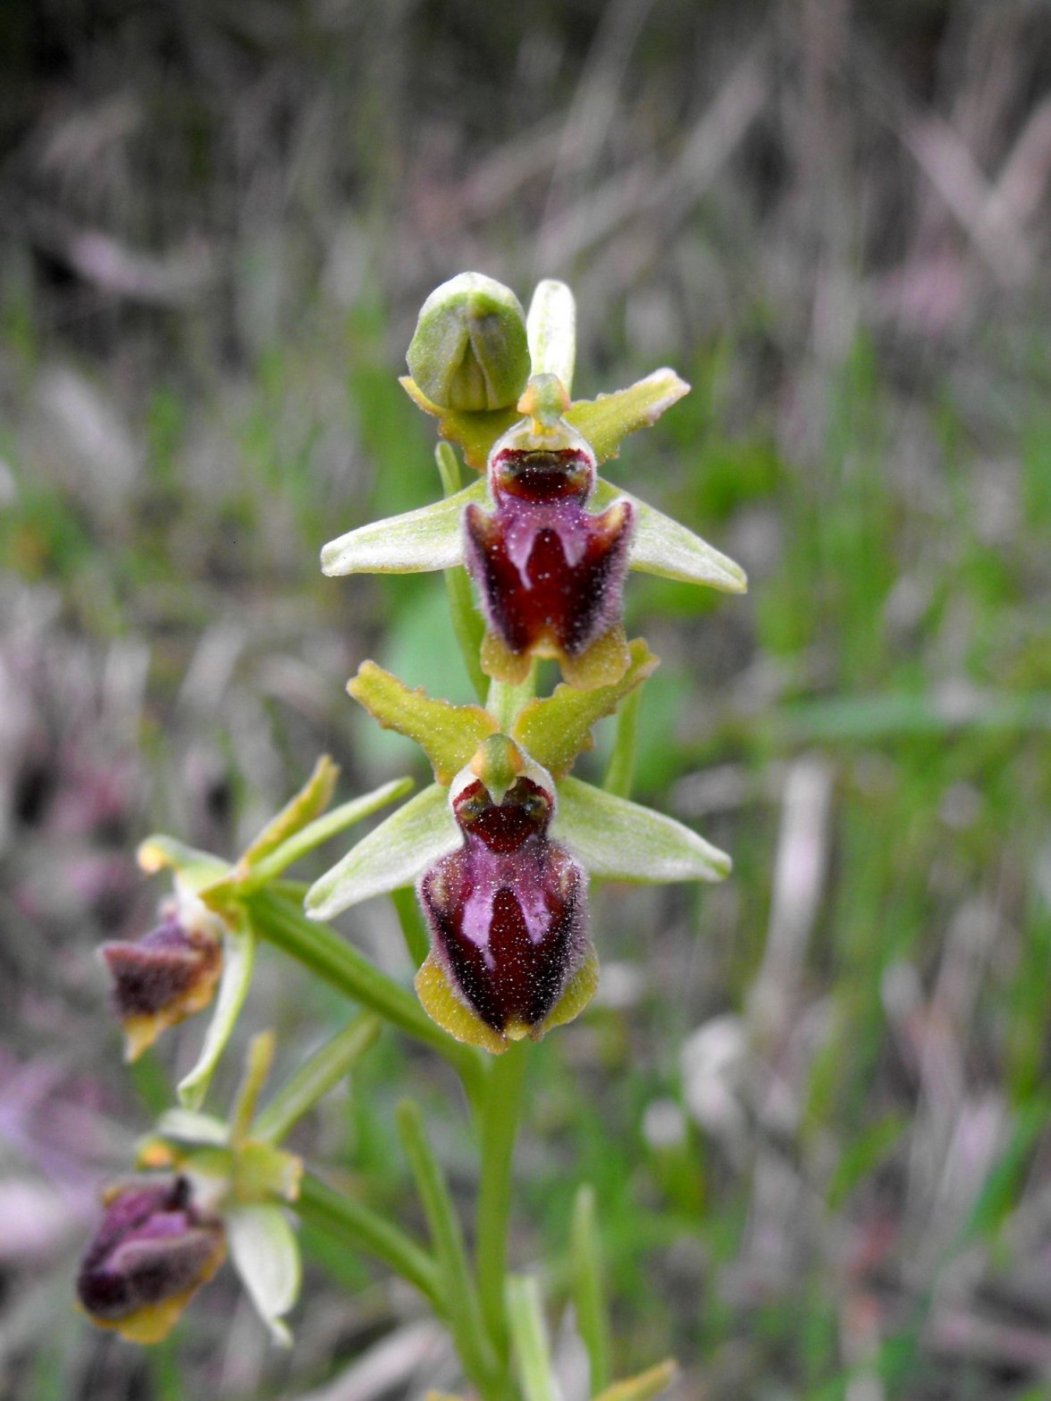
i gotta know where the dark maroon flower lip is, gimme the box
[465,487,634,664]
[77,1175,225,1339]
[420,774,589,1036]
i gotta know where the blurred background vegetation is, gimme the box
[2,0,1051,1397]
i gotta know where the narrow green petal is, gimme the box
[320,480,487,576]
[305,785,460,921]
[527,279,576,392]
[226,1203,301,1347]
[178,918,257,1110]
[565,369,689,463]
[240,756,338,868]
[593,479,747,593]
[349,662,496,785]
[400,376,519,471]
[512,639,658,778]
[552,777,731,883]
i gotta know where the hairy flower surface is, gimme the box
[418,761,592,1049]
[101,898,224,1061]
[464,427,634,688]
[77,1174,225,1343]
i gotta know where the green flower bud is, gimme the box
[407,273,529,412]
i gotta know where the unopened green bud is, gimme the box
[407,273,529,412]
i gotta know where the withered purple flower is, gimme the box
[77,1174,226,1344]
[464,432,634,690]
[101,900,224,1062]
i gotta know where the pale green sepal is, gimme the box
[512,638,658,778]
[349,662,496,785]
[592,479,748,593]
[136,834,228,893]
[177,917,257,1110]
[320,479,486,576]
[553,777,731,883]
[565,369,689,463]
[226,1203,301,1347]
[240,756,338,868]
[593,1360,679,1401]
[154,1109,229,1146]
[527,279,576,392]
[305,785,460,921]
[401,377,519,472]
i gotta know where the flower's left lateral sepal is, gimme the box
[415,740,595,1053]
[77,1174,226,1344]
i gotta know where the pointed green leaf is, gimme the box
[527,280,576,391]
[320,478,487,576]
[305,785,460,921]
[592,478,747,593]
[226,1202,301,1347]
[570,1185,611,1394]
[593,1360,679,1401]
[177,918,257,1110]
[507,1275,559,1401]
[565,369,689,463]
[240,756,339,868]
[553,777,731,883]
[349,662,496,785]
[401,376,519,471]
[512,639,658,778]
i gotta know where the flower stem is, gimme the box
[397,1099,502,1397]
[603,684,642,799]
[487,664,537,731]
[246,890,484,1102]
[297,1171,442,1308]
[475,1039,529,1367]
[390,885,430,968]
[436,442,488,702]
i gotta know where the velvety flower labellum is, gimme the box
[101,906,223,1061]
[465,439,634,689]
[77,1175,226,1343]
[417,767,593,1051]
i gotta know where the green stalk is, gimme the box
[487,664,537,731]
[436,442,488,702]
[602,684,642,799]
[246,890,484,1101]
[297,1172,441,1308]
[397,1100,502,1397]
[475,1040,528,1363]
[253,1014,381,1145]
[390,885,430,968]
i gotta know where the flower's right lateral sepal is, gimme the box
[553,777,731,883]
[77,1174,226,1344]
[416,740,594,1053]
